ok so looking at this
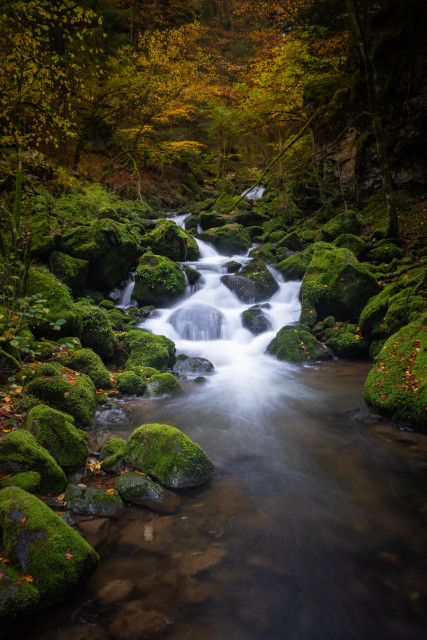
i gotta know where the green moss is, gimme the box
[48,251,88,295]
[64,484,123,517]
[25,405,88,471]
[277,251,312,281]
[115,371,146,395]
[197,223,251,255]
[266,324,332,363]
[324,322,369,358]
[75,303,117,360]
[332,234,366,258]
[99,300,116,310]
[126,365,160,379]
[31,340,58,361]
[364,322,427,429]
[99,435,126,462]
[0,430,66,494]
[124,423,213,489]
[358,284,396,339]
[369,242,403,263]
[123,329,176,372]
[0,487,99,600]
[106,308,126,331]
[248,243,276,263]
[319,211,361,242]
[59,348,112,388]
[0,561,40,621]
[145,373,181,397]
[25,362,96,427]
[132,251,186,306]
[27,267,81,339]
[276,232,302,252]
[141,219,200,261]
[238,261,279,296]
[0,471,41,493]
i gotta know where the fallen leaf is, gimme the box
[65,548,73,562]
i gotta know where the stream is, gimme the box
[22,215,427,640]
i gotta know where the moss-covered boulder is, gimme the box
[332,234,366,258]
[25,362,96,427]
[61,218,141,290]
[369,241,403,263]
[124,424,214,489]
[299,244,380,325]
[0,559,40,621]
[364,321,427,429]
[221,260,279,303]
[266,324,333,363]
[0,471,41,493]
[141,219,200,261]
[106,307,126,331]
[100,435,126,474]
[197,223,251,255]
[0,430,67,494]
[277,251,312,281]
[276,231,302,252]
[132,252,186,306]
[145,373,181,397]
[27,267,81,339]
[241,306,272,335]
[48,251,89,295]
[75,303,117,361]
[324,323,369,359]
[60,348,112,389]
[0,487,99,604]
[123,329,176,372]
[64,484,123,517]
[25,405,88,472]
[358,284,395,340]
[115,471,180,514]
[115,371,146,395]
[319,210,361,242]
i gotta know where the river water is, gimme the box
[21,216,427,640]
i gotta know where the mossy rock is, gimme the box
[369,242,403,263]
[0,559,40,621]
[132,252,186,306]
[0,486,99,602]
[115,471,180,514]
[27,267,81,339]
[115,371,147,395]
[332,234,366,258]
[223,260,242,273]
[141,219,200,261]
[124,423,214,489]
[31,340,58,361]
[99,435,126,462]
[126,365,160,379]
[173,355,214,375]
[61,218,141,290]
[25,405,88,471]
[123,329,176,372]
[276,232,302,252]
[106,308,126,331]
[319,210,361,242]
[75,303,117,361]
[0,471,41,493]
[145,373,181,397]
[197,223,251,255]
[99,299,116,310]
[183,265,201,286]
[60,348,112,389]
[277,251,312,281]
[25,362,96,427]
[364,322,427,429]
[241,306,272,335]
[198,210,231,230]
[221,260,279,303]
[248,244,276,264]
[232,210,270,228]
[324,323,369,359]
[358,284,396,339]
[0,430,66,494]
[300,244,380,325]
[48,251,88,295]
[266,324,333,363]
[184,214,199,231]
[64,484,123,517]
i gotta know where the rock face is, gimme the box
[299,244,380,325]
[267,324,333,363]
[0,486,99,618]
[124,424,214,489]
[221,261,279,303]
[133,251,186,306]
[168,304,224,340]
[364,321,427,430]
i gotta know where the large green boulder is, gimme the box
[364,321,427,429]
[324,322,369,359]
[141,219,199,261]
[115,370,146,395]
[60,348,112,388]
[300,244,380,325]
[25,362,96,427]
[277,251,312,281]
[145,373,181,397]
[25,405,88,472]
[0,487,99,605]
[319,210,361,242]
[27,267,81,339]
[332,234,366,258]
[48,251,89,295]
[123,329,176,372]
[61,218,141,290]
[75,303,117,360]
[221,260,279,303]
[132,252,186,306]
[124,424,214,489]
[0,430,67,494]
[197,223,251,255]
[266,324,333,363]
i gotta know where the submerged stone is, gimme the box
[116,471,180,514]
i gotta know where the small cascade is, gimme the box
[114,273,136,308]
[241,185,265,199]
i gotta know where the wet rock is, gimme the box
[64,484,123,517]
[173,354,214,375]
[221,265,278,303]
[168,304,224,340]
[75,517,110,548]
[141,218,199,261]
[223,260,242,273]
[184,265,201,285]
[116,472,180,514]
[97,579,135,605]
[108,600,169,640]
[267,324,333,363]
[145,373,181,397]
[241,306,272,335]
[177,546,226,577]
